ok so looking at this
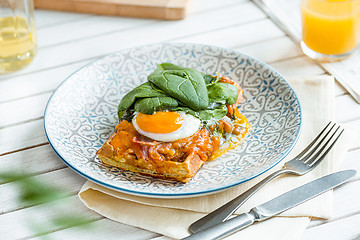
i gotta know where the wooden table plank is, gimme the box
[0,145,66,182]
[302,212,360,240]
[0,168,86,214]
[33,0,242,29]
[0,120,48,155]
[29,218,160,240]
[343,120,360,151]
[0,93,51,128]
[270,56,325,76]
[35,0,248,48]
[0,61,88,103]
[330,180,360,222]
[190,0,245,14]
[336,95,360,123]
[334,82,348,97]
[0,195,100,240]
[179,18,284,47]
[35,10,92,29]
[37,15,155,48]
[237,36,302,63]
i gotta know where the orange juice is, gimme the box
[301,0,360,56]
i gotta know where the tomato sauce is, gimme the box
[110,120,220,163]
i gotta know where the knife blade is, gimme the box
[182,170,356,240]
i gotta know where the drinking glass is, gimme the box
[0,0,37,73]
[300,0,360,61]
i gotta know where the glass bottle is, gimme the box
[0,0,37,73]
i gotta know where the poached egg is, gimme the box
[132,111,200,142]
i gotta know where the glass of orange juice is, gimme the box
[301,0,360,61]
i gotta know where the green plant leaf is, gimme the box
[52,214,93,229]
[170,105,227,121]
[148,68,209,110]
[19,179,65,205]
[157,62,184,71]
[198,105,228,121]
[207,82,238,105]
[0,172,66,205]
[117,82,167,118]
[134,96,178,115]
[202,72,221,86]
[0,171,95,238]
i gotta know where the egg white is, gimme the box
[132,112,201,142]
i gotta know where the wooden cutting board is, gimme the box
[34,0,193,20]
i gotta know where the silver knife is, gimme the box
[182,170,356,240]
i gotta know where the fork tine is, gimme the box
[304,124,339,164]
[306,126,344,167]
[294,121,333,160]
[300,123,337,161]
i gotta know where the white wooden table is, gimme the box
[1,0,360,239]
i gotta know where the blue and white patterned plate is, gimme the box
[44,42,301,198]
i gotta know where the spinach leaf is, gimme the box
[198,105,228,121]
[118,82,167,117]
[149,63,183,75]
[202,72,221,87]
[158,63,184,70]
[207,102,223,110]
[207,82,238,105]
[202,73,216,85]
[170,105,227,121]
[157,63,221,87]
[134,96,178,115]
[148,68,209,110]
[169,106,199,118]
[158,63,220,87]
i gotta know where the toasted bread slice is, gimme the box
[97,108,251,183]
[97,131,205,183]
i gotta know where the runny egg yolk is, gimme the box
[136,112,184,134]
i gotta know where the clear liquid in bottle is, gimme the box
[0,16,37,73]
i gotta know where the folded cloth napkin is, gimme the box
[79,75,350,239]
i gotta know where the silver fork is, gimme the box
[189,121,344,234]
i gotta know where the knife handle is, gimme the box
[182,211,257,240]
[188,169,287,233]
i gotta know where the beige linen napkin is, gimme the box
[79,76,350,239]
